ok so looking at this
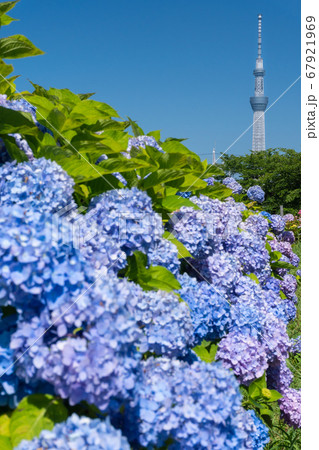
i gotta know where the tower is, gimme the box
[250,14,268,151]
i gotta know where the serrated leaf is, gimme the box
[267,390,283,402]
[147,130,161,141]
[198,183,232,200]
[127,117,144,136]
[0,1,19,17]
[161,140,200,162]
[98,156,154,173]
[161,195,200,212]
[246,273,260,284]
[0,13,17,26]
[69,100,119,124]
[10,394,68,447]
[248,383,261,399]
[0,34,44,59]
[0,60,13,77]
[260,408,274,417]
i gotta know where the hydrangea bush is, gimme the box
[0,4,300,447]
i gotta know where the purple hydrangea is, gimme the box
[279,230,295,243]
[283,213,295,222]
[216,331,268,385]
[240,214,269,239]
[222,177,243,194]
[290,336,301,354]
[280,274,297,299]
[267,359,293,393]
[279,388,301,428]
[247,185,265,203]
[16,414,130,450]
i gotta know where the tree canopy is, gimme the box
[219,149,301,215]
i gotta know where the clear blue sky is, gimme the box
[8,0,300,160]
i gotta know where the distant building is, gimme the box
[250,14,268,151]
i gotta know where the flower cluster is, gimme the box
[247,185,265,203]
[222,176,243,194]
[16,414,131,450]
[129,357,267,449]
[126,135,163,158]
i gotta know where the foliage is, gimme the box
[219,149,301,215]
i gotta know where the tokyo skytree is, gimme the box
[250,14,268,151]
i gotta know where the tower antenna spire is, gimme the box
[258,14,262,59]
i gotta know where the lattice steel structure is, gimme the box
[250,14,268,152]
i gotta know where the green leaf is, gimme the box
[69,99,119,124]
[198,183,232,200]
[0,436,12,450]
[0,135,28,162]
[0,413,11,437]
[260,408,274,417]
[140,169,189,189]
[248,383,261,399]
[0,34,44,59]
[270,251,282,262]
[166,174,207,191]
[163,231,193,259]
[78,92,95,100]
[161,140,201,162]
[10,394,68,448]
[267,390,283,402]
[0,59,13,77]
[0,14,17,26]
[127,116,144,136]
[201,165,224,177]
[47,87,80,109]
[193,343,217,363]
[0,106,38,135]
[45,108,66,134]
[147,130,161,141]
[246,273,260,284]
[98,156,154,173]
[271,260,295,270]
[161,195,200,212]
[0,1,19,17]
[279,290,287,300]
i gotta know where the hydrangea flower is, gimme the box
[267,358,293,393]
[204,176,215,185]
[247,185,265,203]
[36,276,143,411]
[216,331,268,385]
[0,158,75,213]
[280,274,297,299]
[130,289,194,356]
[16,414,130,450]
[88,188,163,256]
[240,214,269,239]
[222,177,243,194]
[245,409,270,449]
[0,205,90,319]
[290,336,301,354]
[131,357,256,449]
[270,215,286,234]
[125,135,163,158]
[279,388,301,428]
[283,213,295,222]
[260,211,272,220]
[278,230,295,243]
[147,238,180,276]
[178,273,231,344]
[95,154,127,185]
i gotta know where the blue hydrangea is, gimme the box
[0,330,19,408]
[178,273,231,344]
[16,414,130,450]
[260,211,272,220]
[216,331,268,384]
[222,177,243,194]
[246,409,270,449]
[204,176,215,185]
[0,158,75,213]
[131,289,194,356]
[240,214,269,239]
[126,135,163,158]
[0,204,90,319]
[247,185,265,203]
[88,188,163,256]
[279,230,295,243]
[34,276,143,411]
[147,238,181,276]
[131,357,256,449]
[270,215,286,234]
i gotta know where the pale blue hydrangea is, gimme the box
[178,273,231,344]
[126,135,163,158]
[246,409,270,449]
[131,357,256,449]
[15,414,130,450]
[131,289,194,356]
[0,205,90,319]
[147,238,181,276]
[88,188,163,256]
[95,154,127,185]
[247,185,265,203]
[240,214,269,239]
[283,213,294,222]
[0,158,75,213]
[222,176,243,194]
